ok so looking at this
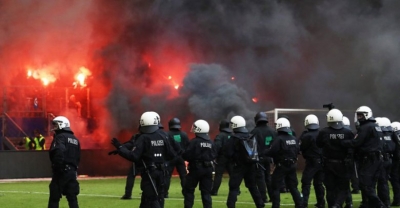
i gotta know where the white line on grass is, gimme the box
[0,190,301,206]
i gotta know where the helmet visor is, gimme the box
[52,121,62,131]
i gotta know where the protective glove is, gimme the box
[111,137,122,149]
[108,150,118,155]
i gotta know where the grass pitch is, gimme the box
[0,175,365,207]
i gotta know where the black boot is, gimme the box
[121,195,132,200]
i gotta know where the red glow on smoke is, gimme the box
[142,46,192,98]
[1,1,200,149]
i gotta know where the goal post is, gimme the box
[265,108,356,135]
[263,108,355,171]
[267,108,329,123]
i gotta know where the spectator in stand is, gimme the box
[68,95,82,118]
[33,129,46,150]
[19,136,36,150]
[19,129,45,150]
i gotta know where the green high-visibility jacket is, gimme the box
[33,135,46,150]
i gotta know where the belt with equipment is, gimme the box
[358,151,383,161]
[277,158,297,166]
[64,164,77,171]
[145,163,167,171]
[326,159,344,163]
[190,161,213,168]
[383,153,392,161]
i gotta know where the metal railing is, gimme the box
[3,113,29,137]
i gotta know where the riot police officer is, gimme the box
[211,119,234,196]
[342,116,356,208]
[299,114,325,208]
[265,117,303,208]
[111,111,176,208]
[225,115,264,208]
[109,132,142,200]
[277,115,296,193]
[149,112,184,199]
[182,119,216,208]
[376,117,395,207]
[165,117,189,198]
[48,116,81,208]
[343,116,360,195]
[341,106,386,208]
[250,111,276,203]
[316,109,354,208]
[391,121,400,206]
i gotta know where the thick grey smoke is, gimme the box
[182,64,256,125]
[95,0,400,135]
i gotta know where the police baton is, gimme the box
[354,162,358,179]
[141,160,158,196]
[256,162,267,171]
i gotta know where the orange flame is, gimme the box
[41,78,49,86]
[26,67,57,86]
[73,66,91,88]
[77,73,85,86]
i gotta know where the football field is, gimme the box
[0,175,365,207]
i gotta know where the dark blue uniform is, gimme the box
[251,124,276,203]
[299,129,325,208]
[165,129,189,197]
[316,126,354,207]
[121,134,142,199]
[341,119,385,207]
[391,130,400,206]
[377,127,396,207]
[211,130,233,195]
[117,129,176,208]
[182,134,216,208]
[265,131,303,208]
[225,132,265,208]
[48,129,81,208]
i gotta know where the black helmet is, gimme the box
[219,119,232,133]
[254,112,268,124]
[168,118,181,129]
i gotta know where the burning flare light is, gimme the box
[166,75,180,90]
[26,67,57,86]
[27,66,91,87]
[73,66,92,88]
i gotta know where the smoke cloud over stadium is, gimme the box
[1,0,399,145]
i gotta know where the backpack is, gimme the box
[238,134,259,163]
